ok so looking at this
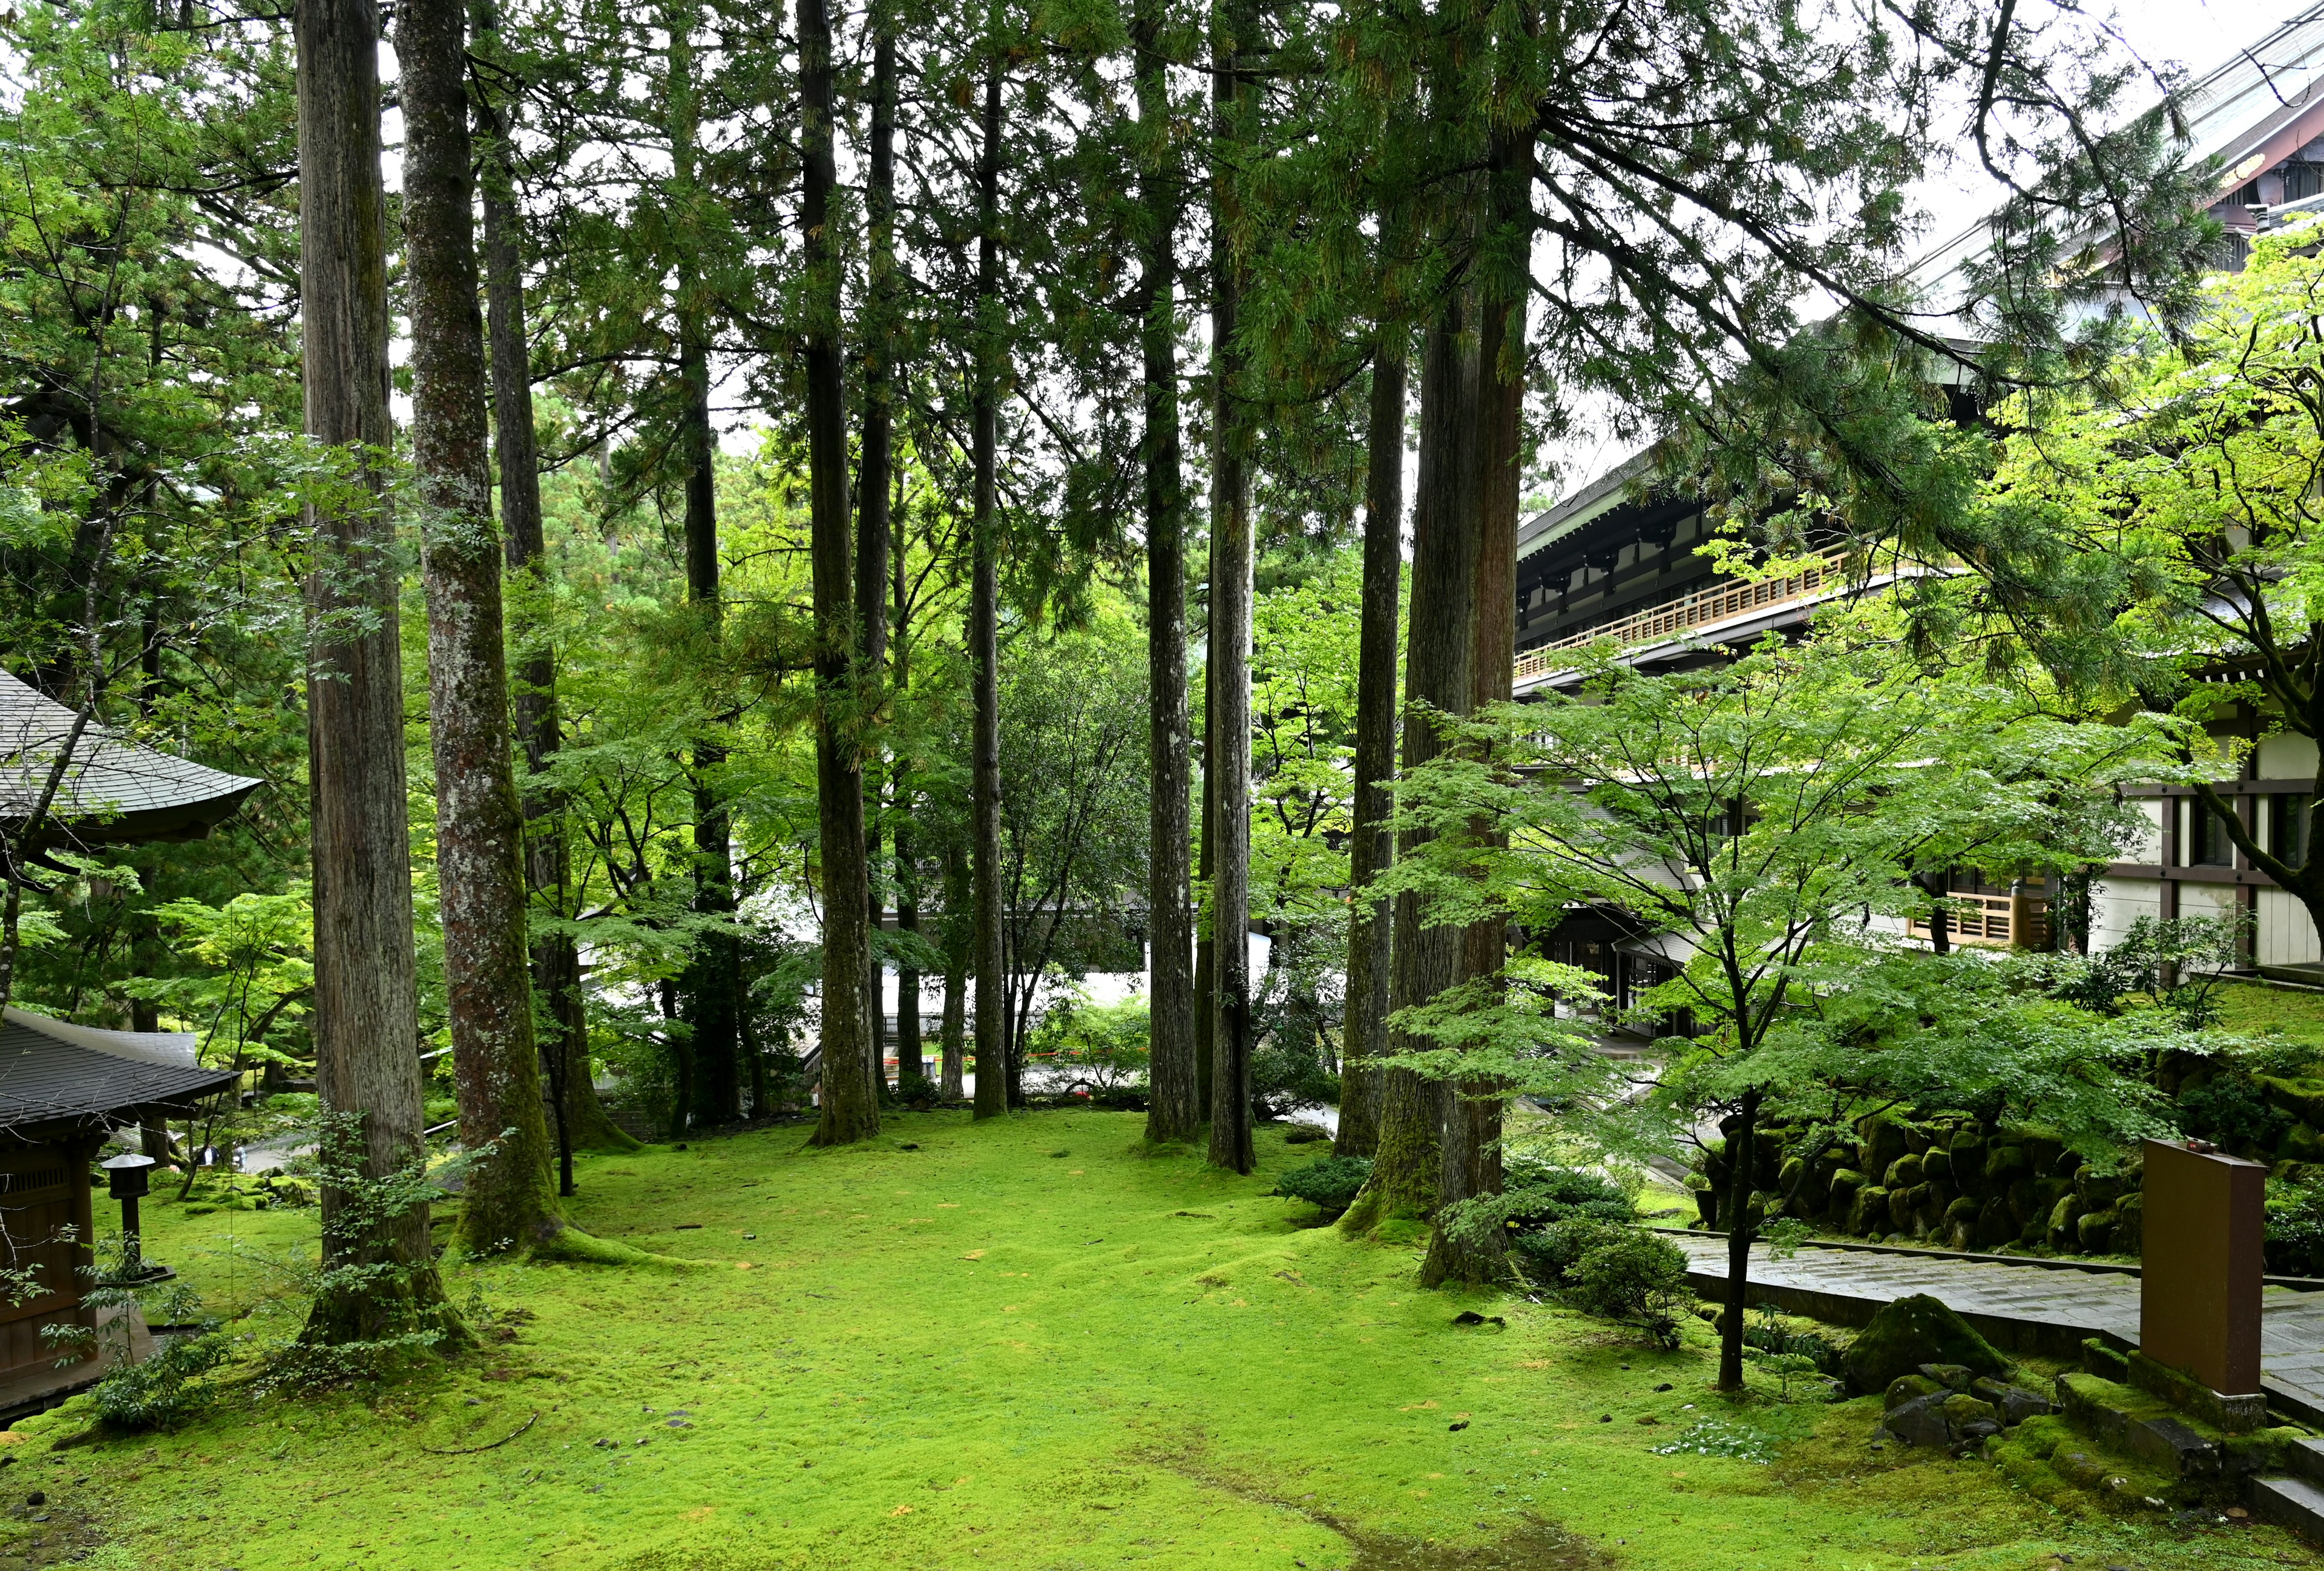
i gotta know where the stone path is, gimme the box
[1666,1231,2324,1425]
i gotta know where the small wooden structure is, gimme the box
[0,1010,237,1412]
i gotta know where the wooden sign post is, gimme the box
[2141,1138,2265,1406]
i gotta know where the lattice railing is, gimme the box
[1513,550,1853,684]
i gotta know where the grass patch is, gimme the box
[2217,980,2324,1057]
[11,1112,2315,1569]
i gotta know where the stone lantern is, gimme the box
[99,1152,159,1281]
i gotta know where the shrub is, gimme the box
[1564,1227,1694,1348]
[1273,1155,1373,1214]
[2268,1180,2324,1276]
[2179,1072,2288,1148]
[1500,1162,1635,1232]
[91,1328,229,1430]
[895,1073,942,1111]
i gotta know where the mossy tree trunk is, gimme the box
[802,0,876,1148]
[295,0,459,1342]
[1345,303,1477,1234]
[1336,337,1405,1162]
[1138,0,1198,1149]
[1423,125,1532,1289]
[472,0,634,1172]
[940,837,970,1099]
[403,0,563,1256]
[1205,0,1258,1176]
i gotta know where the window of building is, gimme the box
[2279,794,2312,866]
[2191,800,2237,866]
[2288,162,2324,201]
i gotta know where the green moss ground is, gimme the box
[11,1112,2314,1570]
[2216,980,2324,1056]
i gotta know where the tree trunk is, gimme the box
[861,13,899,1101]
[295,0,459,1343]
[404,0,562,1256]
[473,0,634,1162]
[1205,0,1256,1174]
[970,60,1008,1125]
[669,16,740,1130]
[1138,0,1197,1147]
[893,538,924,1089]
[1422,125,1533,1286]
[1195,654,1214,1119]
[940,837,969,1099]
[1718,1086,1762,1391]
[1336,338,1404,1161]
[1342,303,1478,1235]
[801,0,876,1148]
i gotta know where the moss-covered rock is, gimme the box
[1885,1152,1924,1190]
[2046,1193,2080,1251]
[1848,1184,1888,1236]
[1984,1143,2027,1189]
[1949,1130,1989,1191]
[2113,1192,2144,1256]
[1924,1148,1953,1185]
[2077,1208,2118,1254]
[1841,1293,2009,1393]
[1885,1373,1942,1409]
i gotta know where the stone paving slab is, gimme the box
[1667,1233,2324,1425]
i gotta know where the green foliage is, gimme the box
[2267,1180,2324,1277]
[1550,1222,1695,1349]
[1272,1155,1374,1214]
[1026,993,1150,1095]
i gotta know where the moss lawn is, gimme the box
[8,1110,2314,1570]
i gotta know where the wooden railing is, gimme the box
[1514,550,1853,684]
[1906,894,2050,950]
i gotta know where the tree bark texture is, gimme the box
[1195,653,1214,1119]
[404,0,561,1256]
[802,0,876,1147]
[1343,306,1477,1235]
[1336,339,1404,1162]
[669,18,740,1130]
[940,836,969,1098]
[295,0,458,1342]
[1204,0,1258,1174]
[860,15,899,1099]
[1137,0,1197,1147]
[969,61,1008,1125]
[1719,1087,1762,1390]
[893,541,924,1086]
[473,0,634,1163]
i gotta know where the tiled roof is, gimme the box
[0,1009,238,1131]
[0,670,261,841]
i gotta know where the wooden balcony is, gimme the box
[1906,893,2050,951]
[1514,550,1853,685]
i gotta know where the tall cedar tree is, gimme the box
[969,48,1008,1124]
[295,0,459,1340]
[666,13,742,1130]
[403,0,564,1253]
[1335,337,1403,1159]
[470,0,637,1170]
[806,0,878,1145]
[1138,0,1198,1146]
[1342,306,1475,1231]
[1204,0,1258,1174]
[858,6,899,1101]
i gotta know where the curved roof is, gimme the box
[0,670,261,844]
[0,1008,238,1134]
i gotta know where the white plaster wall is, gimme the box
[2177,881,2238,921]
[2262,733,2322,780]
[2089,876,2162,951]
[2260,887,2323,967]
[2122,798,2164,864]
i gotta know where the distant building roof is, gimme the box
[0,1009,238,1136]
[0,670,261,844]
